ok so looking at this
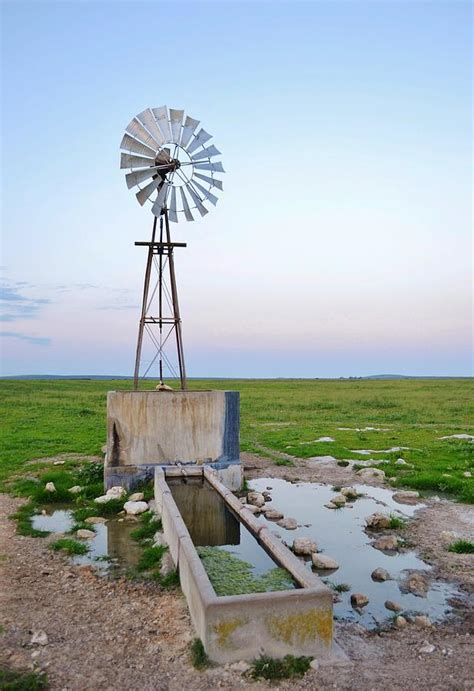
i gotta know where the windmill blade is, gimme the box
[126,118,160,148]
[186,128,212,154]
[180,116,199,148]
[126,167,160,189]
[194,161,225,173]
[193,171,223,191]
[191,144,222,161]
[169,109,184,143]
[120,133,156,158]
[169,187,178,223]
[136,177,161,206]
[151,182,169,216]
[191,179,219,206]
[152,105,172,142]
[136,108,165,146]
[179,187,194,222]
[120,153,156,169]
[186,185,209,217]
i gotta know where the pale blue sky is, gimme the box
[1,0,472,377]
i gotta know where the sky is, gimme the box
[1,0,472,378]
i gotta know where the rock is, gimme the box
[315,436,335,442]
[53,460,65,465]
[341,487,359,499]
[94,495,111,504]
[262,491,272,501]
[395,616,408,628]
[30,630,48,646]
[371,567,391,582]
[311,554,339,570]
[247,491,265,507]
[310,659,319,671]
[106,486,127,499]
[395,458,407,465]
[229,660,251,673]
[372,535,399,551]
[76,529,95,539]
[263,508,284,520]
[124,501,149,515]
[419,643,435,654]
[366,513,391,530]
[292,537,317,555]
[276,517,298,530]
[242,504,260,514]
[325,502,338,509]
[385,600,403,612]
[440,530,458,545]
[331,494,347,506]
[463,471,472,478]
[153,531,167,547]
[392,491,420,505]
[160,551,175,577]
[351,593,369,608]
[45,482,56,492]
[405,572,428,598]
[68,485,82,494]
[84,516,107,525]
[128,492,144,502]
[414,615,431,628]
[148,499,158,514]
[356,468,386,481]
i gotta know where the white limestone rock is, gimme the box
[128,492,144,502]
[372,535,399,551]
[106,486,127,499]
[263,508,284,520]
[247,491,265,507]
[292,537,317,555]
[311,553,339,570]
[76,528,95,539]
[85,517,107,525]
[365,513,391,530]
[124,500,149,515]
[331,494,347,506]
[277,517,298,530]
[45,482,56,493]
[68,485,82,495]
[356,468,386,481]
[153,531,167,547]
[31,630,48,646]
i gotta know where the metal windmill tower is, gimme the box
[120,106,225,390]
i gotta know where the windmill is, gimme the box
[120,106,225,391]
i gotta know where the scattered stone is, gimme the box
[372,535,399,551]
[331,494,347,506]
[440,530,458,545]
[292,537,317,555]
[84,516,107,525]
[124,501,148,515]
[315,436,335,442]
[68,485,82,494]
[153,531,167,547]
[439,434,474,440]
[53,460,65,465]
[229,660,251,673]
[419,643,435,654]
[414,615,431,628]
[128,492,144,502]
[404,572,428,598]
[356,468,385,481]
[45,482,56,492]
[160,551,175,578]
[392,491,420,505]
[30,630,48,646]
[395,458,407,465]
[366,513,391,530]
[310,659,319,671]
[351,593,369,608]
[340,487,359,500]
[371,567,391,582]
[395,616,408,628]
[106,486,127,499]
[76,529,95,539]
[262,491,272,500]
[324,502,338,509]
[463,471,472,478]
[263,508,284,520]
[312,554,339,570]
[94,495,111,504]
[385,600,403,612]
[276,517,297,530]
[247,491,265,507]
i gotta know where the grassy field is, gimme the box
[0,378,472,502]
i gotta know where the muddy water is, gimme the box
[168,477,291,579]
[250,478,459,628]
[32,506,142,574]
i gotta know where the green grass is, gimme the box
[0,667,48,690]
[250,654,312,680]
[9,503,49,537]
[388,514,407,529]
[137,545,167,571]
[130,510,162,543]
[448,539,474,554]
[51,538,89,555]
[190,639,212,670]
[0,378,473,501]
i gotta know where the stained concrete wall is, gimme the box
[105,390,241,490]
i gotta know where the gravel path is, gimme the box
[1,464,473,690]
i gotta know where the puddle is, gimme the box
[168,477,296,587]
[32,506,142,574]
[249,478,460,628]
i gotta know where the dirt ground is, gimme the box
[1,454,473,690]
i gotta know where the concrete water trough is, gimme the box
[154,466,336,664]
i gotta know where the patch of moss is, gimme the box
[0,667,49,690]
[448,539,474,554]
[274,458,295,467]
[51,538,89,555]
[197,546,294,596]
[137,545,166,571]
[250,654,312,680]
[130,511,162,543]
[388,514,407,530]
[190,638,212,669]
